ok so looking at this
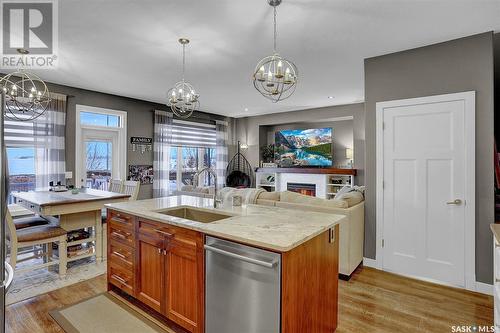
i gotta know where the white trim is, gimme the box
[75,105,127,187]
[375,91,476,291]
[475,281,493,295]
[362,257,380,269]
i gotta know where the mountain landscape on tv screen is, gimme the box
[275,128,332,167]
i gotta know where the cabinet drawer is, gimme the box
[138,219,163,238]
[107,211,134,231]
[109,262,135,296]
[109,221,135,247]
[16,199,42,214]
[109,239,134,270]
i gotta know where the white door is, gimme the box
[377,92,475,288]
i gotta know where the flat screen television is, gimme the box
[274,127,332,167]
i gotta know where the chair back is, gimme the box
[108,179,123,193]
[122,180,140,201]
[5,210,17,244]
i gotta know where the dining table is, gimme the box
[11,188,130,268]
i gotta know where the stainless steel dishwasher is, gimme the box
[205,236,281,333]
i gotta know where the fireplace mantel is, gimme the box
[255,167,356,199]
[255,167,356,176]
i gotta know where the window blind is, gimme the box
[171,119,216,148]
[3,118,35,147]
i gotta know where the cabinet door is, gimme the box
[165,235,204,333]
[136,233,164,312]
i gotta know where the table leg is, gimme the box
[95,211,103,262]
[59,237,67,277]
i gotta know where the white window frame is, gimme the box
[75,105,127,187]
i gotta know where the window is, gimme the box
[80,111,120,127]
[6,147,36,202]
[75,105,127,188]
[4,118,36,202]
[85,141,112,189]
[167,119,217,192]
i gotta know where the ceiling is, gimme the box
[28,0,500,117]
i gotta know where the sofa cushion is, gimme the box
[335,191,364,207]
[257,191,280,201]
[280,191,348,209]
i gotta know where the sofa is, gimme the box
[255,190,365,278]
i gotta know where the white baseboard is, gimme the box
[362,257,379,269]
[475,281,493,295]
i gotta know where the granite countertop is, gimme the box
[105,195,345,252]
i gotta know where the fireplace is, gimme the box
[287,183,316,197]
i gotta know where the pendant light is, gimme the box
[253,0,298,102]
[0,48,51,121]
[167,38,199,119]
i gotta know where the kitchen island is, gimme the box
[105,195,345,333]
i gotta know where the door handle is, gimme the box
[204,244,278,268]
[446,199,462,205]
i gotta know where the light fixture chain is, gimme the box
[182,43,186,83]
[273,5,277,53]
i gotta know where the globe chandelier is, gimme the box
[0,48,51,121]
[253,0,298,102]
[167,38,199,119]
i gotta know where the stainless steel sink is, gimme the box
[157,207,232,223]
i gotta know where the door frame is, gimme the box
[375,91,476,291]
[75,105,127,187]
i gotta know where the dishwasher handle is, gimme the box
[204,244,278,268]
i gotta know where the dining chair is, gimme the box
[102,179,124,221]
[122,180,140,201]
[108,179,123,193]
[6,210,68,277]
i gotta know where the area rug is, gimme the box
[6,257,106,305]
[50,293,172,333]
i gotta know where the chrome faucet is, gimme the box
[192,167,222,208]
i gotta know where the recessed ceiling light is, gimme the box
[328,96,335,99]
[244,107,249,111]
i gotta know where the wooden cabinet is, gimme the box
[165,233,204,332]
[136,232,164,312]
[107,210,204,333]
[107,211,136,297]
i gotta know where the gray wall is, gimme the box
[235,103,365,185]
[42,82,229,200]
[41,82,163,199]
[364,32,495,284]
[264,120,354,168]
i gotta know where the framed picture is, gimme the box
[128,165,153,184]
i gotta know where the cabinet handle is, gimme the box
[155,229,173,238]
[163,249,167,256]
[111,274,127,284]
[111,231,129,239]
[112,251,126,259]
[112,217,129,225]
[158,248,162,255]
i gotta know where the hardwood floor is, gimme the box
[5,266,493,332]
